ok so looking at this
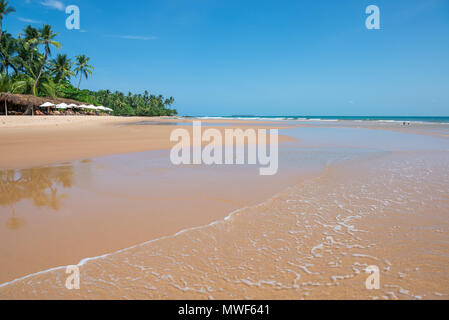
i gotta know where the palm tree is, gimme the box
[50,54,73,83]
[19,26,40,64]
[22,26,40,44]
[15,27,42,74]
[0,33,17,75]
[74,54,93,89]
[0,0,15,42]
[164,96,175,106]
[33,24,61,95]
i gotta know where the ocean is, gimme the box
[194,115,449,124]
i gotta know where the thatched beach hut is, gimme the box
[0,93,89,116]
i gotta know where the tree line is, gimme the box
[0,0,177,116]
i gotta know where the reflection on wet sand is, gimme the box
[0,165,74,230]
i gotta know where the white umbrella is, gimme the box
[68,104,78,108]
[40,102,56,114]
[77,105,88,109]
[40,102,55,108]
[105,107,113,112]
[87,105,97,110]
[56,103,69,109]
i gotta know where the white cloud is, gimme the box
[40,0,65,11]
[18,17,43,24]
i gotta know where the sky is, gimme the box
[4,0,449,116]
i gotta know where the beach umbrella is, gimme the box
[40,102,55,108]
[55,103,69,115]
[77,105,88,109]
[68,104,78,108]
[56,103,69,109]
[40,102,56,114]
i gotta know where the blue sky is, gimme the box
[5,0,449,116]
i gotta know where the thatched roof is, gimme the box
[0,93,86,108]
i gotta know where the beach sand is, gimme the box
[1,116,449,300]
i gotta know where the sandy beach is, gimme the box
[1,116,449,300]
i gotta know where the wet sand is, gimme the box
[0,153,318,284]
[1,117,449,299]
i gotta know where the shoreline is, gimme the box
[0,186,282,290]
[0,152,332,292]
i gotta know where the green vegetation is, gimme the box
[0,1,177,116]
